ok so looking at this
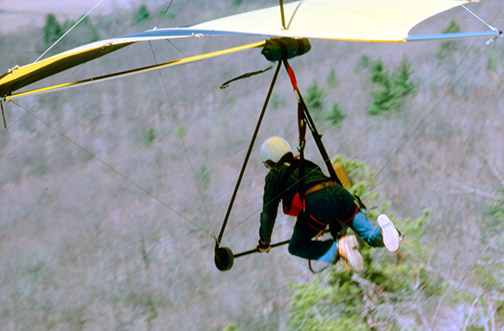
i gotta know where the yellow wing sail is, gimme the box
[0,0,483,99]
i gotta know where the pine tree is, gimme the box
[43,14,62,46]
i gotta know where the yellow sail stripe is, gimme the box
[0,43,131,88]
[5,41,266,101]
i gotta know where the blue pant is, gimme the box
[347,211,384,247]
[288,210,384,262]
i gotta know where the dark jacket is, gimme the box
[259,153,332,244]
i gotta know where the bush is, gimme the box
[43,14,62,46]
[42,14,100,48]
[325,103,346,128]
[326,68,338,86]
[436,20,461,60]
[133,5,151,25]
[355,54,372,72]
[288,155,439,330]
[143,127,156,146]
[304,80,325,110]
[367,57,417,115]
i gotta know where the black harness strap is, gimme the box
[219,66,273,89]
[282,59,343,187]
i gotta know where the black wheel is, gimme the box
[214,247,234,271]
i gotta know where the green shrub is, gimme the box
[305,80,325,110]
[355,54,372,73]
[42,14,100,47]
[174,124,187,137]
[133,5,151,25]
[393,57,417,96]
[270,93,285,109]
[43,14,62,46]
[436,20,461,60]
[367,57,417,115]
[288,155,439,330]
[79,17,100,42]
[325,103,346,127]
[31,160,49,176]
[143,127,156,146]
[326,68,338,86]
[162,10,176,19]
[195,164,211,192]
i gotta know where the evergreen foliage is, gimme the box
[43,14,62,46]
[270,93,285,109]
[305,80,326,110]
[367,57,417,115]
[162,10,176,20]
[325,103,346,128]
[475,194,504,293]
[436,20,461,60]
[143,127,157,146]
[355,54,372,72]
[326,68,339,86]
[78,17,100,43]
[133,5,151,25]
[289,155,441,330]
[42,14,100,48]
[288,156,504,329]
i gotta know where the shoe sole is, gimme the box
[378,214,399,252]
[339,235,363,273]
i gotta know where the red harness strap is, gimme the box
[306,214,327,231]
[283,192,304,217]
[338,204,359,224]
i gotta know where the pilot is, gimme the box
[256,136,401,272]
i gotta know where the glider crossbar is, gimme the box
[214,60,283,248]
[1,101,6,131]
[405,30,501,42]
[4,41,266,101]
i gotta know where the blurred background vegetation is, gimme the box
[1,0,503,330]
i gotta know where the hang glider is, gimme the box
[0,0,501,101]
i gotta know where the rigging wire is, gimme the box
[147,40,213,232]
[375,45,489,178]
[34,0,106,63]
[375,7,504,178]
[165,40,277,138]
[153,0,175,30]
[5,64,92,130]
[461,4,499,31]
[8,99,208,233]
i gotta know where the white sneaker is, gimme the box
[337,235,363,273]
[377,214,400,252]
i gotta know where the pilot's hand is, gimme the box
[256,240,271,253]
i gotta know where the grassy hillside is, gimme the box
[1,1,503,330]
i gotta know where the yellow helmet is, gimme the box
[260,137,291,164]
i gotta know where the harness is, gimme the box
[279,158,358,232]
